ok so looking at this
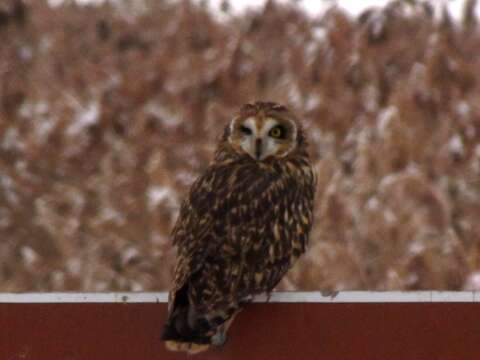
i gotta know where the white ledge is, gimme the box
[0,291,479,303]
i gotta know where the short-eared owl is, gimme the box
[162,102,316,353]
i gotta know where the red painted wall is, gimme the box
[1,302,479,359]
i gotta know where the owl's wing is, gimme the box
[168,162,234,303]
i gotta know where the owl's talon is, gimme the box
[211,332,227,347]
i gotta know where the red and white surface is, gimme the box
[1,291,479,359]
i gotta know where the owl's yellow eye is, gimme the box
[269,126,285,139]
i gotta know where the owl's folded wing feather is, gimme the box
[169,165,219,300]
[168,160,275,304]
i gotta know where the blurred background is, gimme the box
[0,0,479,292]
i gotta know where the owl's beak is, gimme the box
[255,138,262,160]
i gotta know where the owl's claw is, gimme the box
[211,331,227,347]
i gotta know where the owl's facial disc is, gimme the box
[229,117,297,160]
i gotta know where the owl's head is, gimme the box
[225,102,304,161]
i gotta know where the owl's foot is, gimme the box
[211,310,241,347]
[211,331,227,347]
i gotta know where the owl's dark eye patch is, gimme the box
[240,125,252,135]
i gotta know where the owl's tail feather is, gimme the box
[161,308,213,354]
[161,312,212,351]
[162,281,242,354]
[162,308,241,354]
[164,340,210,354]
[161,282,215,354]
[162,309,212,354]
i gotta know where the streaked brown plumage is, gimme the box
[162,101,316,353]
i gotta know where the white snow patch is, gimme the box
[456,101,471,117]
[363,85,378,112]
[357,128,373,147]
[147,185,178,211]
[36,101,49,114]
[287,82,303,107]
[366,196,380,211]
[377,106,398,134]
[386,268,400,282]
[121,247,141,266]
[379,173,399,191]
[130,282,144,292]
[409,241,426,256]
[367,11,387,41]
[66,258,82,276]
[19,101,49,118]
[448,134,464,156]
[406,273,419,286]
[21,246,39,268]
[150,233,169,246]
[48,0,107,6]
[47,0,479,23]
[305,95,321,112]
[312,26,328,42]
[0,176,20,206]
[383,209,397,224]
[67,100,100,136]
[98,207,126,225]
[143,101,181,128]
[51,271,66,288]
[1,127,25,152]
[36,118,57,141]
[379,166,423,192]
[205,0,478,23]
[465,272,480,291]
[19,46,33,60]
[175,171,197,188]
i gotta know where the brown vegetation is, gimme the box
[0,0,479,291]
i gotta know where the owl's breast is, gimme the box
[221,160,314,282]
